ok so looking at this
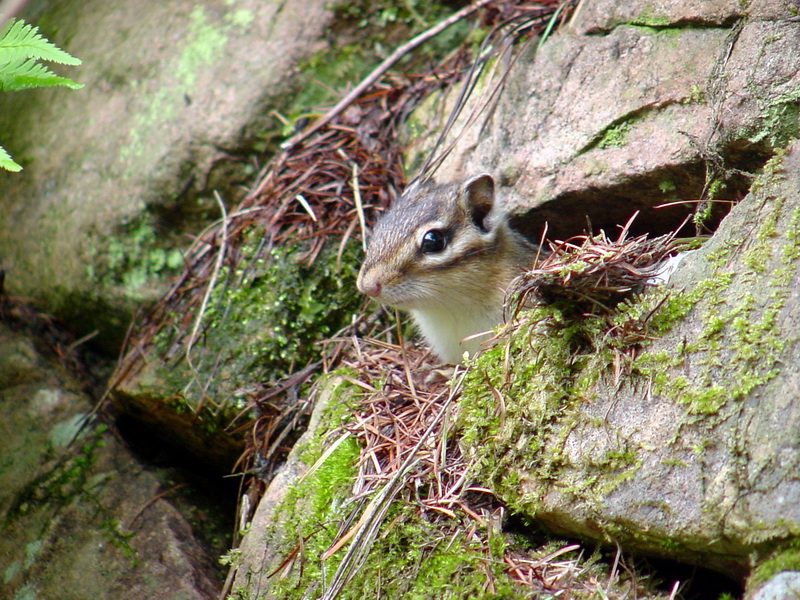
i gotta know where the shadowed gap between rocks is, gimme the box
[513,146,771,242]
[581,15,747,37]
[501,506,744,598]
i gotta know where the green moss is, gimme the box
[597,121,632,149]
[627,9,672,28]
[341,512,526,600]
[121,3,260,165]
[88,214,184,298]
[237,374,532,600]
[685,84,706,104]
[579,112,647,156]
[658,180,677,193]
[5,431,106,523]
[452,148,800,562]
[147,233,363,432]
[102,519,138,565]
[178,5,229,89]
[631,168,791,416]
[457,307,622,517]
[634,271,784,413]
[277,0,470,141]
[745,89,800,150]
[288,43,376,128]
[660,457,688,467]
[781,207,800,262]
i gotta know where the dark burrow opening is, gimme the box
[512,148,772,243]
[503,513,743,599]
[643,556,743,600]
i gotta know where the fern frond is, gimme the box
[0,144,23,172]
[0,56,83,91]
[0,19,81,66]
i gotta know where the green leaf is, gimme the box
[0,18,81,66]
[0,144,22,171]
[0,57,83,91]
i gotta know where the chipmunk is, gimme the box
[357,173,537,363]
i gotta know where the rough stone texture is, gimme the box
[0,0,335,351]
[221,2,800,594]
[0,323,220,599]
[749,572,800,600]
[400,0,800,583]
[425,1,799,240]
[573,0,747,31]
[510,141,800,577]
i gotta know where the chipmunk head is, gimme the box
[357,174,506,309]
[357,173,535,362]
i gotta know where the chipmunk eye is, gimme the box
[420,229,447,254]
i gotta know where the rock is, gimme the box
[0,322,221,599]
[225,376,547,600]
[225,2,800,593]
[399,0,800,581]
[227,375,341,598]
[460,139,800,578]
[748,572,800,600]
[0,0,336,351]
[421,2,799,241]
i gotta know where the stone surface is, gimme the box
[227,376,339,598]
[460,140,800,578]
[0,0,335,351]
[224,2,800,593]
[398,0,800,580]
[423,2,799,240]
[0,322,221,599]
[749,572,800,600]
[7,0,800,596]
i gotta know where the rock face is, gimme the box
[446,0,800,582]
[0,0,335,351]
[0,322,221,600]
[461,142,800,577]
[6,0,800,597]
[429,0,798,241]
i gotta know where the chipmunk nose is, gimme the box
[357,272,382,297]
[361,280,382,298]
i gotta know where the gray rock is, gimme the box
[0,322,220,599]
[422,2,799,240]
[750,572,800,600]
[0,0,335,351]
[221,2,800,592]
[459,112,800,578]
[406,0,800,578]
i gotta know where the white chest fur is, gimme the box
[410,303,504,364]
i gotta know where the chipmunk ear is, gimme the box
[461,173,496,234]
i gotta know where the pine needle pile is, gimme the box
[507,217,685,319]
[321,335,679,598]
[343,343,474,518]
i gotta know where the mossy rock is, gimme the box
[458,141,800,577]
[226,376,618,600]
[111,231,364,471]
